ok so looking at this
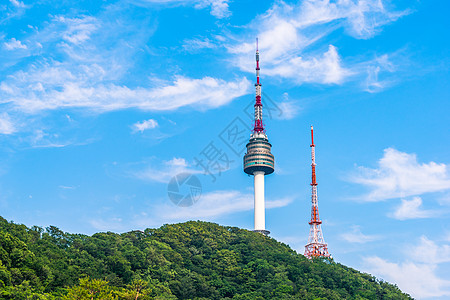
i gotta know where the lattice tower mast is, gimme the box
[304,126,331,258]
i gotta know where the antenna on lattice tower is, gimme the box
[304,125,331,259]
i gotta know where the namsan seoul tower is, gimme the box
[243,39,275,235]
[304,126,331,259]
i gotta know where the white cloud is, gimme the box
[136,190,293,226]
[132,119,159,133]
[350,148,450,201]
[295,0,407,39]
[340,225,380,243]
[266,45,351,84]
[194,0,230,18]
[59,185,76,190]
[445,232,450,242]
[34,14,148,78]
[277,101,299,120]
[134,157,201,184]
[437,193,450,206]
[364,256,450,299]
[28,129,71,148]
[58,16,99,45]
[390,197,438,220]
[9,0,26,8]
[135,0,230,18]
[410,236,450,265]
[365,65,385,92]
[182,37,216,52]
[276,93,301,120]
[89,217,125,231]
[4,38,27,50]
[0,66,251,113]
[163,190,251,219]
[0,113,16,134]
[364,54,396,92]
[0,11,252,132]
[231,34,347,85]
[229,0,407,86]
[363,236,450,298]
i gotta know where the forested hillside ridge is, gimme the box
[0,216,411,299]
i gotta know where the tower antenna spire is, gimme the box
[254,38,263,132]
[304,126,331,259]
[244,39,275,236]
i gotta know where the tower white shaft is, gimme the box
[254,171,265,231]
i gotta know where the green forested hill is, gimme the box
[0,216,411,299]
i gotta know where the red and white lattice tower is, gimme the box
[304,126,331,259]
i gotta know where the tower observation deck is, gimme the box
[243,39,275,235]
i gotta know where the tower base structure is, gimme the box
[253,229,270,235]
[304,243,330,259]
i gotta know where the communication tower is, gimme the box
[304,126,331,258]
[243,39,275,235]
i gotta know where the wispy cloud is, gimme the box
[299,0,407,39]
[265,45,352,85]
[349,148,450,201]
[0,8,248,110]
[131,119,159,133]
[364,235,450,298]
[1,0,28,24]
[89,217,125,232]
[277,102,300,120]
[228,0,408,87]
[275,93,301,120]
[3,38,27,50]
[20,128,96,149]
[59,185,77,190]
[0,113,16,135]
[231,41,351,85]
[410,236,450,265]
[132,0,231,19]
[39,14,143,78]
[437,193,450,206]
[364,54,396,92]
[134,157,201,184]
[135,190,293,227]
[363,256,450,299]
[0,10,251,117]
[389,197,439,220]
[195,0,230,19]
[9,0,26,8]
[445,232,450,242]
[182,37,216,52]
[1,71,251,113]
[340,225,380,243]
[58,16,99,45]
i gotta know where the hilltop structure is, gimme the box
[243,39,275,235]
[304,126,331,259]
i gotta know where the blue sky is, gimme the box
[1,0,450,298]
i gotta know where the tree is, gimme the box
[120,279,151,300]
[64,277,116,300]
[0,217,412,299]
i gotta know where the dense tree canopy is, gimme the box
[0,217,411,299]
